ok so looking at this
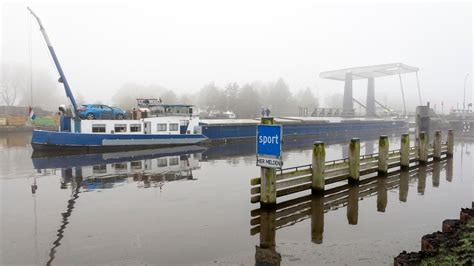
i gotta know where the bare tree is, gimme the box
[235,84,260,118]
[296,87,318,108]
[0,64,65,110]
[0,81,18,106]
[197,82,226,111]
[0,64,26,106]
[224,82,239,112]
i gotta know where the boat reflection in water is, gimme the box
[251,159,453,265]
[32,146,206,191]
[31,146,205,265]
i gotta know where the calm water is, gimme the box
[0,132,472,265]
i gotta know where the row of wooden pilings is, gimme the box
[252,159,452,265]
[253,129,454,207]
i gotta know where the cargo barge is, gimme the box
[32,115,407,153]
[200,117,407,142]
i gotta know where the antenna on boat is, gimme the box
[27,7,81,132]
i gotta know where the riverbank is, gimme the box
[394,204,474,265]
[0,125,57,133]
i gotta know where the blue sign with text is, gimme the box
[257,125,282,158]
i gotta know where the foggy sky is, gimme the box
[1,0,472,111]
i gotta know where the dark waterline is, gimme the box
[1,132,472,265]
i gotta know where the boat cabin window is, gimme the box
[114,124,127,133]
[169,157,179,166]
[163,106,187,114]
[130,124,141,132]
[157,158,167,167]
[169,123,179,131]
[114,162,127,171]
[149,105,165,115]
[178,106,188,114]
[157,123,167,132]
[93,164,107,174]
[131,161,142,169]
[148,104,194,116]
[92,124,106,133]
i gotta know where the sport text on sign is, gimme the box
[256,124,282,168]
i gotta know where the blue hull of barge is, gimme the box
[200,120,407,140]
[31,130,208,151]
[32,120,407,151]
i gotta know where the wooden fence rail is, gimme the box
[250,159,450,235]
[251,130,454,205]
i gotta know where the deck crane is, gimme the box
[27,7,81,132]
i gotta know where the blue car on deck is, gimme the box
[78,104,127,120]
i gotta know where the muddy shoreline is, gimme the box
[394,203,474,265]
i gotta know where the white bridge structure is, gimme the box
[320,63,422,117]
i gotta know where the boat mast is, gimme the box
[27,7,79,118]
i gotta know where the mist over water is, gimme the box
[0,133,472,265]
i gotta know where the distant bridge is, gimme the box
[319,63,422,117]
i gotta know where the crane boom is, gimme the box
[27,7,79,117]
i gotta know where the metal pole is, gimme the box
[415,72,422,105]
[28,12,33,108]
[398,71,407,117]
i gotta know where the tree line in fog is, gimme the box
[113,78,320,118]
[2,64,331,118]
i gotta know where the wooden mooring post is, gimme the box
[418,131,428,163]
[349,138,360,182]
[259,117,277,207]
[312,141,325,192]
[378,135,389,175]
[400,133,410,169]
[447,129,454,157]
[251,131,454,205]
